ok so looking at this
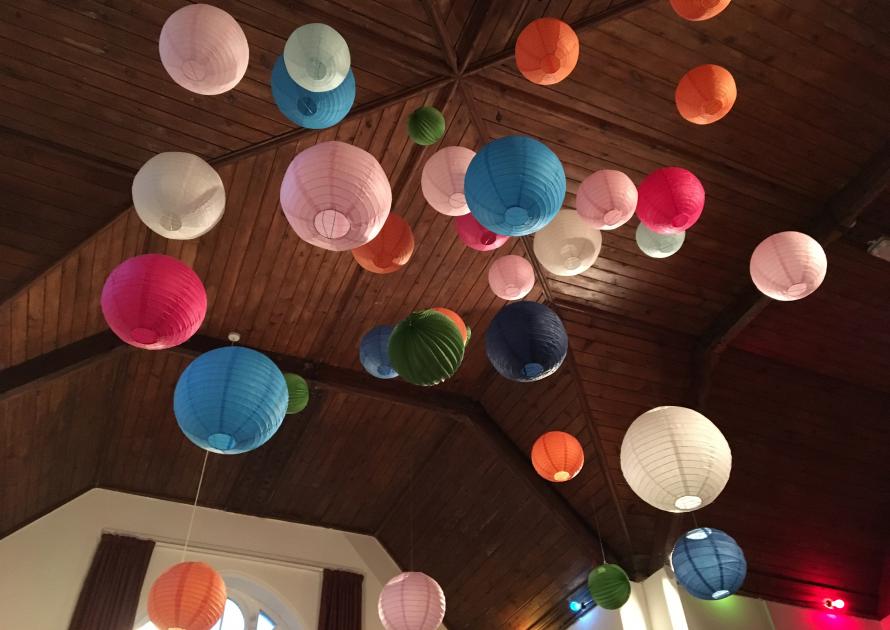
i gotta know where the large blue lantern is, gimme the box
[360,325,398,379]
[271,56,355,129]
[671,527,747,600]
[485,301,568,382]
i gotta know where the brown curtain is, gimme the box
[318,568,364,630]
[68,533,155,630]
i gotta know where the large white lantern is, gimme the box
[750,231,827,301]
[533,209,602,276]
[620,406,731,513]
[378,572,445,630]
[284,23,350,92]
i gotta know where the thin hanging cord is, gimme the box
[181,450,210,562]
[409,449,415,571]
[592,507,606,564]
[691,511,699,529]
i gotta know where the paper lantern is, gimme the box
[421,146,475,216]
[283,23,350,92]
[587,564,631,610]
[360,325,398,379]
[515,18,580,85]
[670,0,732,21]
[388,310,465,386]
[577,170,637,230]
[620,406,731,513]
[486,301,568,382]
[676,64,737,125]
[271,56,354,129]
[148,562,226,630]
[750,231,827,301]
[132,152,226,240]
[431,307,469,345]
[636,223,685,258]
[465,136,566,236]
[283,373,309,414]
[280,141,392,251]
[533,209,602,276]
[408,106,446,146]
[531,431,584,482]
[636,167,704,234]
[454,214,509,251]
[672,528,747,600]
[352,214,414,274]
[159,4,248,95]
[378,572,446,630]
[174,347,288,454]
[488,255,535,300]
[101,254,206,350]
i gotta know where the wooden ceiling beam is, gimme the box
[421,0,460,75]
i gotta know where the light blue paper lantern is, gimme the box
[486,301,568,382]
[174,347,288,454]
[636,222,685,258]
[672,527,747,600]
[360,325,398,379]
[272,56,355,129]
[464,136,566,236]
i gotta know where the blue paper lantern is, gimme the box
[174,347,288,454]
[360,325,398,379]
[465,136,566,236]
[671,527,747,600]
[486,301,568,381]
[271,56,354,129]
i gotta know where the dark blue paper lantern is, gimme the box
[174,347,288,454]
[486,301,568,381]
[464,136,566,236]
[672,527,747,600]
[271,56,355,129]
[360,325,398,379]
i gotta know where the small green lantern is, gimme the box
[283,373,309,414]
[587,564,631,610]
[407,106,446,146]
[388,310,464,386]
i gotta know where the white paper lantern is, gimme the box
[284,23,350,92]
[636,223,685,258]
[378,572,446,630]
[421,146,475,216]
[577,169,637,230]
[533,209,602,276]
[620,406,731,513]
[132,152,225,240]
[750,231,827,301]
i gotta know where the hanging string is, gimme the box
[181,450,210,562]
[409,448,415,571]
[691,511,699,529]
[592,506,607,564]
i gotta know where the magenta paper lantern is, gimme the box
[454,213,509,251]
[280,141,392,251]
[489,255,535,300]
[421,146,475,216]
[159,4,249,96]
[101,254,207,350]
[378,572,446,630]
[750,231,827,301]
[577,169,637,230]
[636,167,705,234]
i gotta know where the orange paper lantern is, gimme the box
[670,0,731,21]
[515,18,579,85]
[676,64,737,125]
[431,307,469,345]
[148,562,226,630]
[531,431,584,482]
[352,213,415,274]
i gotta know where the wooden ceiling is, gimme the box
[1,0,889,627]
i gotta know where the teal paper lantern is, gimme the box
[636,223,685,258]
[283,372,310,414]
[587,564,631,610]
[408,106,446,146]
[672,527,747,600]
[388,310,464,386]
[271,56,354,129]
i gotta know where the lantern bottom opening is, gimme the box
[505,206,530,227]
[785,282,809,298]
[208,432,237,451]
[130,327,160,345]
[522,362,544,378]
[712,590,730,599]
[674,495,703,510]
[553,471,571,482]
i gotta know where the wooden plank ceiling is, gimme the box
[1,0,889,626]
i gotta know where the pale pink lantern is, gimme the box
[454,214,509,251]
[750,231,827,301]
[280,141,392,251]
[378,572,446,630]
[101,254,207,350]
[159,4,249,96]
[488,255,535,300]
[421,146,475,216]
[636,167,705,234]
[577,169,638,230]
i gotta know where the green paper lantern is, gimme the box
[587,564,631,610]
[408,107,446,146]
[388,310,464,386]
[283,372,309,414]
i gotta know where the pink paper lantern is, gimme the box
[280,141,392,251]
[577,170,638,230]
[750,231,827,301]
[101,254,207,350]
[488,255,535,300]
[378,572,446,630]
[454,214,509,251]
[636,167,705,234]
[159,4,249,96]
[421,146,475,216]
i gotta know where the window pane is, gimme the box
[258,612,276,630]
[210,599,246,630]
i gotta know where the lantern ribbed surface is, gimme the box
[577,170,638,230]
[360,325,398,379]
[352,213,414,274]
[159,4,248,95]
[465,136,566,236]
[174,347,288,454]
[486,301,568,382]
[283,372,309,414]
[454,214,509,251]
[421,146,475,216]
[148,561,226,630]
[636,223,685,258]
[132,152,226,240]
[750,231,827,301]
[587,564,631,610]
[431,307,469,346]
[620,406,731,513]
[280,141,392,251]
[101,254,207,350]
[676,64,737,125]
[531,431,584,482]
[670,0,732,21]
[515,18,580,85]
[636,167,705,234]
[488,255,535,301]
[283,23,350,92]
[408,107,446,146]
[388,310,465,386]
[533,210,603,277]
[272,56,354,129]
[378,572,446,630]
[672,527,747,600]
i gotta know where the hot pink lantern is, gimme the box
[101,254,207,350]
[280,141,392,251]
[750,231,827,301]
[421,146,475,216]
[577,170,638,230]
[159,4,249,96]
[378,572,446,630]
[454,213,509,251]
[636,167,705,234]
[488,255,535,300]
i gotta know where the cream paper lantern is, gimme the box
[533,209,602,276]
[621,406,731,513]
[284,23,350,92]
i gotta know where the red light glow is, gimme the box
[823,597,846,610]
